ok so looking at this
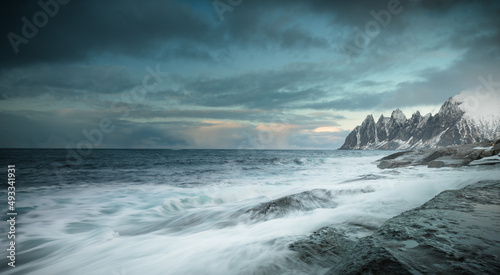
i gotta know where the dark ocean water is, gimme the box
[1,149,384,187]
[0,149,498,274]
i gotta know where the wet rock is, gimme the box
[417,149,449,165]
[469,155,500,166]
[289,227,355,267]
[379,151,414,161]
[247,189,336,220]
[493,138,500,147]
[481,149,495,158]
[326,237,413,275]
[342,174,386,183]
[494,144,500,154]
[427,160,445,168]
[377,160,412,169]
[377,139,499,169]
[492,141,500,156]
[463,149,484,163]
[327,180,500,275]
[377,160,394,169]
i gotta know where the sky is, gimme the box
[1,0,499,149]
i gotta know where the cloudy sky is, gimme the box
[1,0,499,149]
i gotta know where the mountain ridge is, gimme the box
[339,96,500,150]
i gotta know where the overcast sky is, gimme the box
[1,0,499,149]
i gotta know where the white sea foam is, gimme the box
[1,150,499,274]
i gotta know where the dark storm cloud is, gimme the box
[0,108,341,149]
[130,109,269,122]
[0,110,188,148]
[127,108,343,128]
[2,0,500,149]
[1,0,334,69]
[178,65,337,109]
[183,86,324,109]
[162,44,215,62]
[224,0,409,26]
[0,0,437,68]
[0,64,137,99]
[217,0,426,51]
[1,0,214,67]
[418,0,478,11]
[3,0,497,67]
[0,112,59,147]
[301,92,390,111]
[218,5,330,51]
[108,120,189,148]
[381,7,500,108]
[217,0,495,111]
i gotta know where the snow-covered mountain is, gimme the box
[339,95,500,150]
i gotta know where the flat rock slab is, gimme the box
[289,227,356,267]
[327,180,500,274]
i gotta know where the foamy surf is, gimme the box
[1,149,498,274]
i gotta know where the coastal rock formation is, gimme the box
[376,139,500,169]
[340,96,500,150]
[327,180,500,274]
[290,181,500,274]
[289,227,355,268]
[289,139,500,274]
[246,189,336,221]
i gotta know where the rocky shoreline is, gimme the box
[377,139,500,169]
[290,141,500,274]
[291,181,500,274]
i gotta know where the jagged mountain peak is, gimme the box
[377,114,388,124]
[410,111,422,121]
[391,108,405,116]
[438,96,464,117]
[391,109,407,125]
[339,94,500,150]
[364,114,374,120]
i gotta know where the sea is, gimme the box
[1,149,499,275]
